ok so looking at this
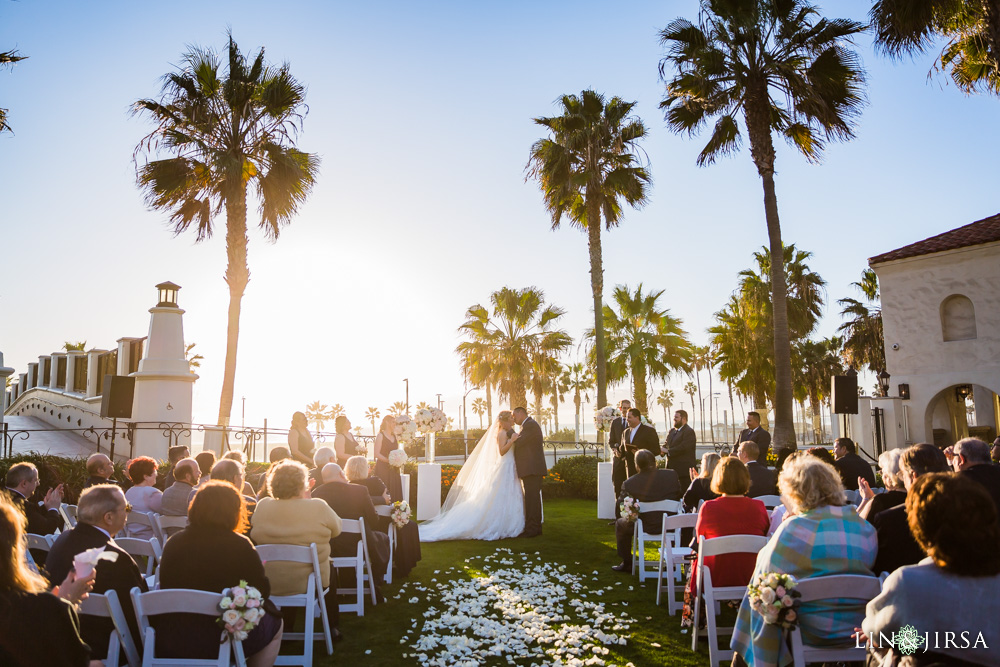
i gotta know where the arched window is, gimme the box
[941,295,977,341]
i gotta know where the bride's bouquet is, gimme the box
[217,580,265,642]
[414,407,447,434]
[594,406,622,431]
[748,572,801,628]
[388,449,408,469]
[393,414,418,443]
[390,500,411,528]
[619,495,640,523]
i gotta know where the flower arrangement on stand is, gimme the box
[594,406,622,431]
[390,500,411,528]
[217,580,264,642]
[748,572,801,627]
[393,414,418,444]
[619,495,640,523]
[414,407,447,463]
[388,449,408,469]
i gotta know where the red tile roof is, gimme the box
[869,212,1000,265]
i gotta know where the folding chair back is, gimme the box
[79,590,141,667]
[152,514,187,542]
[125,511,163,542]
[656,512,698,613]
[60,503,78,529]
[374,505,396,584]
[330,519,367,616]
[754,495,783,509]
[789,575,882,666]
[631,499,683,581]
[117,536,163,584]
[843,489,862,505]
[26,533,55,552]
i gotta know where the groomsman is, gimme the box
[662,410,697,491]
[610,399,631,521]
[736,412,772,465]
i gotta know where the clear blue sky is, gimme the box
[2,0,998,433]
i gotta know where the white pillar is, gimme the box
[27,363,37,389]
[597,461,616,519]
[0,352,14,423]
[51,352,67,390]
[416,464,442,520]
[66,350,85,395]
[37,356,50,388]
[86,349,107,398]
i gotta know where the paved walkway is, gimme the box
[2,416,96,458]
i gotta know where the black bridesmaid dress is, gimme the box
[373,433,404,503]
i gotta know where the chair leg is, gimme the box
[666,559,677,616]
[356,561,364,617]
[691,582,701,652]
[317,594,333,656]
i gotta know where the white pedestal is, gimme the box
[597,461,615,520]
[401,473,411,503]
[416,464,441,521]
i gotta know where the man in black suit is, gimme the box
[832,437,876,491]
[609,399,631,520]
[511,407,547,538]
[612,450,680,572]
[46,484,148,658]
[82,453,121,491]
[662,409,697,491]
[738,441,777,497]
[953,438,1000,513]
[736,412,772,465]
[4,461,64,536]
[622,408,660,460]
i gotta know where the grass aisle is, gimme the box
[317,499,708,666]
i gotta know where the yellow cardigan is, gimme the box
[250,496,342,595]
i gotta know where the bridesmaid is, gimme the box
[373,415,403,503]
[287,411,315,466]
[334,415,363,468]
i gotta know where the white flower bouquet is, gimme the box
[393,414,418,443]
[217,580,264,642]
[388,449,408,469]
[619,495,640,523]
[748,572,801,627]
[390,500,411,528]
[353,442,368,457]
[414,407,447,434]
[594,406,622,431]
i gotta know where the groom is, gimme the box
[511,406,546,538]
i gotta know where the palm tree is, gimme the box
[133,35,319,427]
[530,353,557,424]
[456,287,572,409]
[691,346,709,442]
[330,404,346,420]
[305,400,331,433]
[389,401,408,416]
[456,338,498,426]
[548,361,569,433]
[1,49,27,134]
[659,1,865,451]
[683,381,698,429]
[527,90,652,411]
[589,284,692,417]
[656,388,674,428]
[471,397,488,428]
[564,362,593,442]
[795,337,844,443]
[871,0,1000,95]
[365,407,380,435]
[184,343,204,371]
[63,341,87,352]
[414,401,430,411]
[838,268,885,373]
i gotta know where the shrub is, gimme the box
[0,453,132,504]
[541,469,569,499]
[544,428,577,444]
[550,455,598,500]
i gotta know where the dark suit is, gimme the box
[624,423,660,462]
[609,417,630,513]
[833,453,876,491]
[46,522,148,659]
[871,503,924,575]
[514,417,546,536]
[961,464,1000,514]
[4,488,63,536]
[615,468,680,564]
[663,424,697,490]
[746,461,777,498]
[737,427,772,465]
[312,481,389,584]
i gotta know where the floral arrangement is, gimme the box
[390,500,411,528]
[388,449,408,468]
[353,441,368,457]
[748,572,801,627]
[217,580,265,642]
[594,406,622,431]
[619,495,640,523]
[414,407,448,434]
[393,414,418,443]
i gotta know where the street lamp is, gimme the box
[436,393,443,410]
[461,382,476,460]
[403,378,409,415]
[877,370,891,398]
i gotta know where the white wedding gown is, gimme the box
[418,421,525,541]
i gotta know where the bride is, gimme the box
[419,410,524,541]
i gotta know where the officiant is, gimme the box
[622,409,660,466]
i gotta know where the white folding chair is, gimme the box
[843,489,862,505]
[79,590,141,667]
[754,495,783,510]
[26,532,55,552]
[255,543,332,665]
[130,587,247,667]
[61,503,78,529]
[330,518,377,615]
[117,537,163,589]
[374,505,396,584]
[656,512,697,614]
[691,534,769,666]
[789,575,882,665]
[152,514,187,542]
[631,499,682,581]
[125,511,163,543]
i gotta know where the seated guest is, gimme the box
[193,451,216,488]
[158,482,283,667]
[222,450,257,496]
[737,441,776,497]
[160,457,201,516]
[46,485,148,659]
[210,459,257,515]
[832,437,876,491]
[311,463,390,586]
[0,493,96,667]
[952,437,1000,512]
[612,450,680,573]
[871,443,949,575]
[806,446,836,466]
[731,453,877,666]
[4,461,64,536]
[158,445,189,491]
[682,452,721,513]
[250,461,343,641]
[344,455,390,505]
[82,453,119,490]
[310,446,336,488]
[124,456,162,539]
[253,447,291,500]
[863,473,1000,665]
[681,457,768,629]
[858,449,905,522]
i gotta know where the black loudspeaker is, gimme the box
[100,375,135,419]
[831,375,859,414]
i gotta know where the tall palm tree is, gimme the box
[564,362,593,442]
[548,361,569,433]
[456,338,498,426]
[683,381,698,428]
[871,0,1000,95]
[457,287,572,409]
[330,404,346,420]
[389,401,408,416]
[133,35,319,426]
[365,407,380,435]
[471,397,488,428]
[691,346,709,442]
[527,90,652,411]
[530,353,557,424]
[657,388,674,428]
[305,400,331,433]
[1,49,27,134]
[838,268,885,373]
[795,337,844,443]
[659,1,866,451]
[588,284,692,416]
[184,343,204,371]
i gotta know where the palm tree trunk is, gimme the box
[694,372,704,443]
[707,359,714,442]
[634,364,648,416]
[551,382,560,432]
[574,390,581,442]
[586,194,608,409]
[217,188,250,426]
[486,383,493,425]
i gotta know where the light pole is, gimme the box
[403,378,409,415]
[241,396,245,429]
[436,393,443,410]
[461,382,476,460]
[713,392,720,442]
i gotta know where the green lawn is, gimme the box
[312,499,712,667]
